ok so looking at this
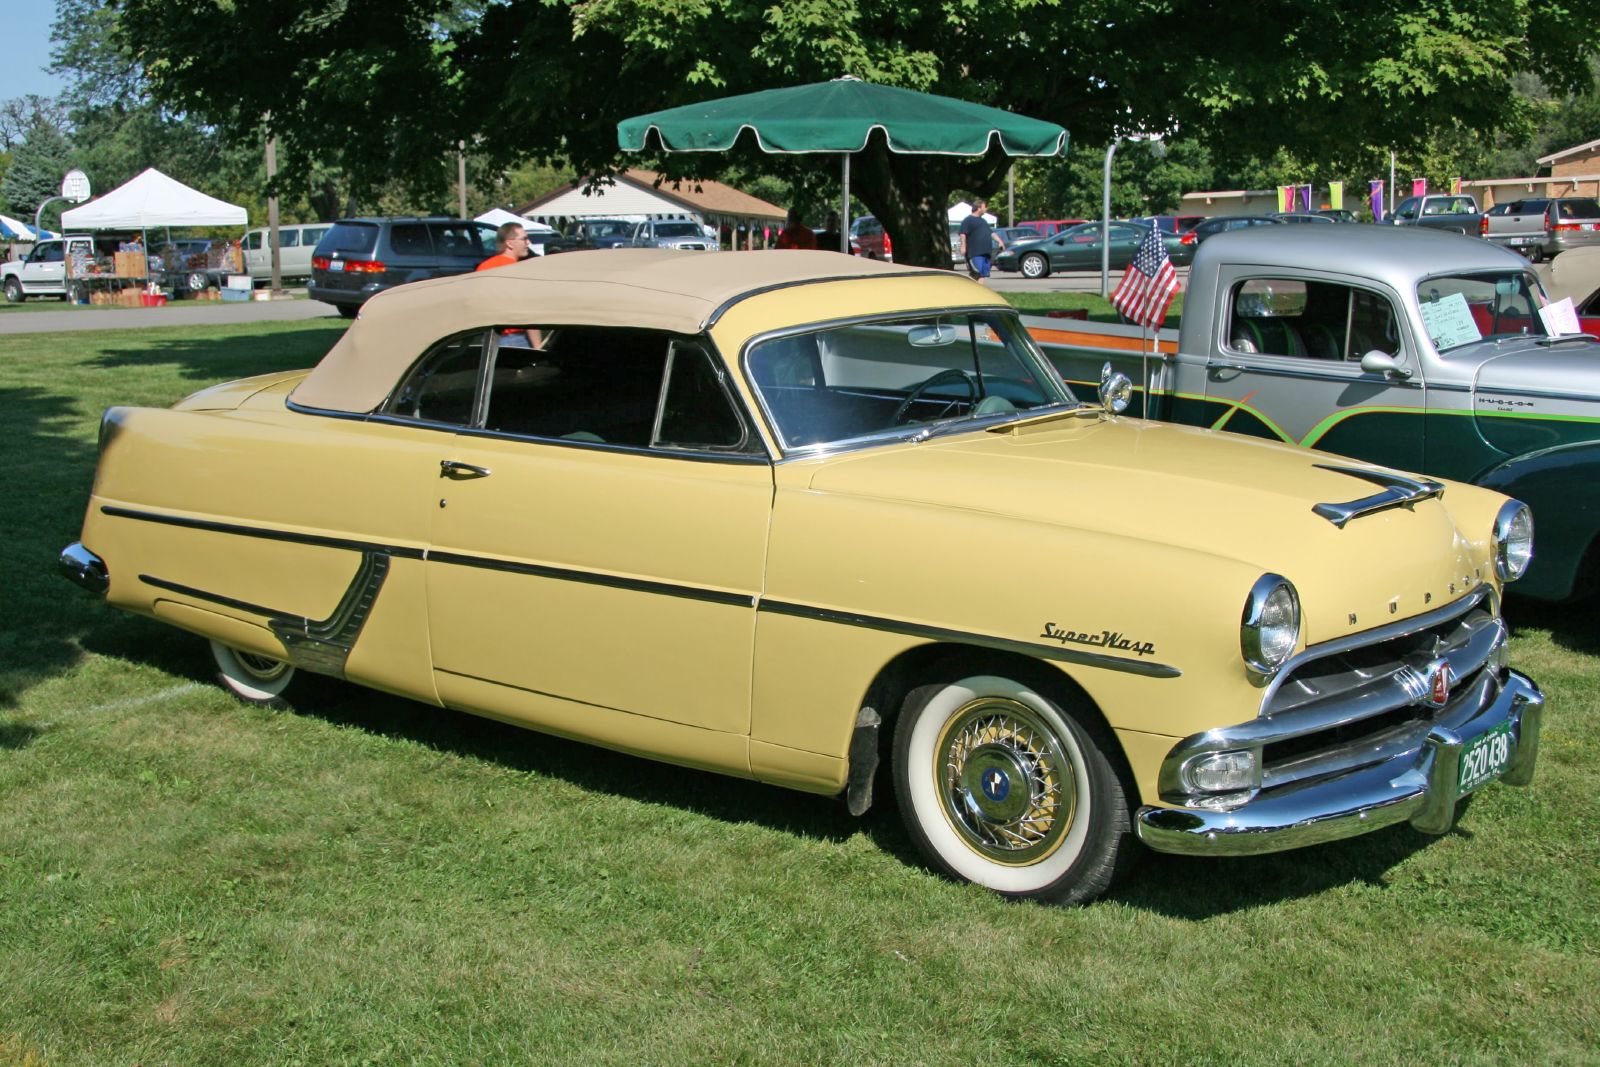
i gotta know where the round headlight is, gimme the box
[1493,500,1534,581]
[1241,574,1300,675]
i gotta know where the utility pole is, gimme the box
[266,133,282,295]
[458,142,468,219]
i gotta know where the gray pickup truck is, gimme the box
[1482,196,1600,263]
[1388,193,1482,235]
[1032,225,1600,602]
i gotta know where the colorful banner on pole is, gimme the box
[1277,186,1292,212]
[1369,180,1384,222]
[1329,182,1344,210]
[1413,178,1427,198]
[1299,185,1312,212]
[1450,177,1463,195]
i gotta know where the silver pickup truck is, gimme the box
[1481,196,1600,263]
[1033,225,1600,603]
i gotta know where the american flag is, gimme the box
[1111,226,1180,329]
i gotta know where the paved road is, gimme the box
[986,267,1191,294]
[0,293,344,334]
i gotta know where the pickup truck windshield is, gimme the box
[1417,272,1548,352]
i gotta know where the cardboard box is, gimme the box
[113,252,148,278]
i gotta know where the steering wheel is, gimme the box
[892,368,978,425]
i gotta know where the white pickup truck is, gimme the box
[2,235,97,302]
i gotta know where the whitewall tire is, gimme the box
[209,640,298,704]
[892,673,1131,904]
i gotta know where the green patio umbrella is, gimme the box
[617,77,1068,251]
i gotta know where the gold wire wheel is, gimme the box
[935,697,1079,865]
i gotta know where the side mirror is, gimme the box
[1099,361,1133,414]
[1359,351,1411,379]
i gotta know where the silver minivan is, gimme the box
[242,223,332,284]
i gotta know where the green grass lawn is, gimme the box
[1,321,1596,1065]
[1002,290,1184,328]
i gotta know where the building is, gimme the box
[1464,139,1600,210]
[518,169,786,249]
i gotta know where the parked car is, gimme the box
[243,223,333,284]
[1480,196,1600,262]
[628,218,718,251]
[995,225,1043,247]
[1387,194,1481,235]
[309,217,500,317]
[850,215,892,259]
[1016,219,1088,238]
[4,235,95,302]
[1268,212,1336,224]
[60,248,1541,906]
[1132,214,1205,236]
[1190,215,1284,244]
[993,221,1195,278]
[1315,209,1359,223]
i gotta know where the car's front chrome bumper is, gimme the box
[1136,668,1543,857]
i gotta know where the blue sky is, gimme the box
[2,1,67,101]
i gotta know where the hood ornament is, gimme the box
[1311,465,1445,528]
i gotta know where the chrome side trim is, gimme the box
[1310,464,1446,528]
[427,551,756,607]
[141,552,390,679]
[59,542,109,594]
[1137,669,1543,856]
[757,599,1182,678]
[101,506,427,560]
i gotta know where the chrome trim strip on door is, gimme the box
[757,600,1182,679]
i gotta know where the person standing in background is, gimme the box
[776,208,818,249]
[959,200,1003,280]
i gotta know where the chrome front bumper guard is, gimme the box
[1136,669,1544,857]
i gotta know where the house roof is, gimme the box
[518,169,785,221]
[1538,138,1600,166]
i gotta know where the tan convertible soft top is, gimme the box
[292,248,929,413]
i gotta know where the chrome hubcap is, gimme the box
[937,698,1076,864]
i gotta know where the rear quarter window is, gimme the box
[1556,199,1600,219]
[389,224,433,256]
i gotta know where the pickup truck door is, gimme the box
[20,240,67,293]
[1185,271,1426,473]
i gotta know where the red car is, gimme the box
[1016,218,1087,238]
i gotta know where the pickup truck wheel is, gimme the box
[1524,246,1545,264]
[1020,253,1050,279]
[186,271,209,293]
[210,640,298,705]
[892,672,1132,905]
[3,277,23,303]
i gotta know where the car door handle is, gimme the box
[440,460,492,479]
[1208,361,1246,372]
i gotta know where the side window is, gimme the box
[303,227,329,246]
[655,344,746,450]
[1396,198,1417,220]
[1229,279,1396,361]
[389,224,432,256]
[41,244,64,264]
[244,232,262,251]
[384,332,489,425]
[280,231,300,248]
[483,327,670,447]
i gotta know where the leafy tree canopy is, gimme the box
[104,0,1600,264]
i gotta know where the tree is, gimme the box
[0,109,75,224]
[110,0,1600,267]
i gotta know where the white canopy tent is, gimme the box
[61,168,247,229]
[474,207,556,233]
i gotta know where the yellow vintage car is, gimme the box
[61,249,1544,905]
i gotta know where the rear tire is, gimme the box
[892,672,1133,905]
[336,304,359,319]
[210,640,298,705]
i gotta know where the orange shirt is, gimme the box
[476,252,519,271]
[775,225,817,250]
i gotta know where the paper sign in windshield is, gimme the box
[1538,296,1580,336]
[1417,292,1481,350]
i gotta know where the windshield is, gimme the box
[584,221,633,238]
[747,311,1074,452]
[655,222,702,237]
[1417,272,1549,352]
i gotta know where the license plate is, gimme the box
[329,260,345,272]
[1458,722,1515,796]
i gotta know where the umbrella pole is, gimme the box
[840,154,850,253]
